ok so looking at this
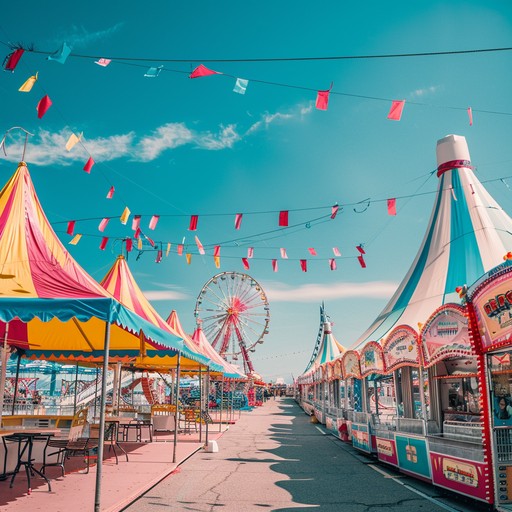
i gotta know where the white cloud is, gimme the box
[143,290,190,301]
[137,123,194,161]
[196,124,240,150]
[265,281,397,302]
[409,85,440,98]
[59,23,125,48]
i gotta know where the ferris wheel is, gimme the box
[194,272,270,376]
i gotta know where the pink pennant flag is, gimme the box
[467,107,473,126]
[272,259,278,272]
[149,215,160,230]
[387,198,397,216]
[98,218,109,232]
[37,95,52,118]
[315,83,333,111]
[4,48,24,71]
[308,248,317,256]
[126,238,133,252]
[145,235,155,247]
[331,204,339,219]
[387,100,405,121]
[356,245,366,255]
[99,237,109,251]
[67,220,75,235]
[189,64,221,78]
[214,256,220,268]
[95,58,111,67]
[329,258,337,270]
[242,257,250,270]
[106,186,115,199]
[132,215,141,231]
[333,247,341,257]
[177,244,184,255]
[189,215,198,231]
[280,248,288,259]
[195,236,205,255]
[279,210,289,227]
[247,247,254,259]
[358,255,366,268]
[156,250,163,263]
[235,213,243,230]
[166,243,171,257]
[134,227,141,239]
[83,157,95,173]
[214,245,221,257]
[300,259,307,272]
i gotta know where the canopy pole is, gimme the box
[0,323,9,425]
[219,376,224,433]
[205,367,210,447]
[198,366,202,443]
[94,321,111,512]
[112,362,121,415]
[94,366,99,419]
[172,353,181,463]
[73,362,79,416]
[11,350,22,416]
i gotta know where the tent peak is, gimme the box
[436,134,471,177]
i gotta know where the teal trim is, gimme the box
[396,435,431,479]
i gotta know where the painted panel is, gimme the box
[352,423,371,453]
[383,328,419,370]
[360,342,385,375]
[430,452,489,502]
[395,435,431,479]
[342,351,361,378]
[376,436,399,466]
[422,305,473,366]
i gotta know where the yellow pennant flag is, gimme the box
[186,253,192,265]
[68,234,82,245]
[137,238,143,250]
[65,132,82,151]
[214,256,220,268]
[19,72,38,92]
[120,206,131,225]
[166,242,171,257]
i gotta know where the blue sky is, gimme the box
[0,1,511,383]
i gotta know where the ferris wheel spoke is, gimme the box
[200,286,231,311]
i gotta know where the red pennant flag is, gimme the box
[189,215,198,231]
[149,215,160,230]
[37,95,52,118]
[214,245,221,257]
[83,157,95,173]
[300,259,307,272]
[145,235,155,247]
[247,247,254,259]
[106,186,115,199]
[189,64,220,78]
[358,255,366,268]
[387,100,405,121]
[308,248,317,256]
[177,244,184,255]
[315,83,333,111]
[329,258,337,270]
[100,237,108,250]
[356,245,365,255]
[156,250,163,263]
[467,107,473,126]
[279,210,289,227]
[235,213,243,230]
[280,248,288,259]
[67,220,75,235]
[132,216,141,231]
[331,204,339,219]
[333,247,341,257]
[134,227,141,239]
[4,48,24,71]
[272,259,278,272]
[98,218,109,232]
[126,238,133,252]
[387,198,396,216]
[242,257,250,270]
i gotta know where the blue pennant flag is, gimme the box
[47,42,72,64]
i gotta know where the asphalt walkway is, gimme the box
[124,398,489,512]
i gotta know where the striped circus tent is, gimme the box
[100,255,220,372]
[353,134,512,349]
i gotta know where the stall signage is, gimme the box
[384,330,418,370]
[474,279,512,350]
[395,435,431,479]
[422,307,472,366]
[376,437,398,466]
[342,352,361,378]
[351,424,371,453]
[430,452,487,501]
[361,343,384,374]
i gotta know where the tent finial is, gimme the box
[0,126,34,161]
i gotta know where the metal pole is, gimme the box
[0,323,9,425]
[205,367,210,447]
[94,321,112,512]
[94,366,99,419]
[11,350,22,416]
[172,353,181,463]
[219,376,224,433]
[73,362,79,416]
[198,366,202,443]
